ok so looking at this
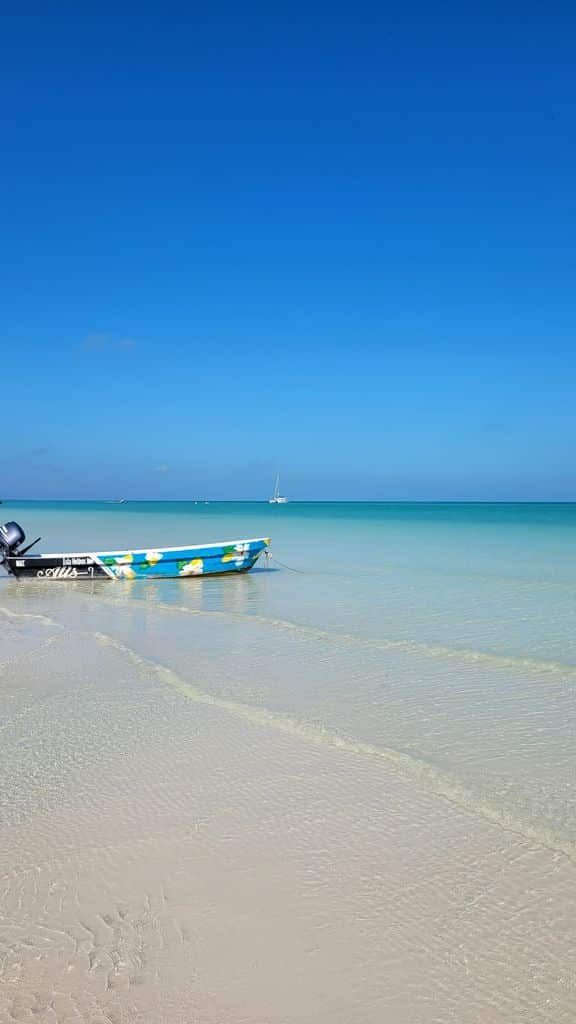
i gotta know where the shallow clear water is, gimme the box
[4,500,576,839]
[2,501,576,1021]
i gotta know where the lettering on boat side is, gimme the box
[63,557,91,565]
[36,566,79,578]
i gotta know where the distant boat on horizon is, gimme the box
[268,475,288,504]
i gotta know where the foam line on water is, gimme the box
[0,634,70,678]
[4,591,576,681]
[100,596,576,681]
[0,605,66,676]
[93,630,576,865]
[0,605,59,626]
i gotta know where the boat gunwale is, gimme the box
[20,537,270,560]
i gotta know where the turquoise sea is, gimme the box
[2,500,576,1021]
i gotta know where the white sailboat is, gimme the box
[268,474,288,504]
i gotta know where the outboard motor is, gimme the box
[0,521,26,563]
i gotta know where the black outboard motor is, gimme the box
[0,521,26,563]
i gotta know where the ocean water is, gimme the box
[2,501,576,1022]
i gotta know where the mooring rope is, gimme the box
[266,553,310,575]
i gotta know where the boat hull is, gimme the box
[5,538,270,581]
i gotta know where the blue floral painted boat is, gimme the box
[0,520,270,581]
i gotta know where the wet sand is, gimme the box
[2,614,576,1022]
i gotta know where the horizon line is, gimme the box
[4,498,576,506]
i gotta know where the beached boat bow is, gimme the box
[0,521,270,581]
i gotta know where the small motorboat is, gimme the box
[0,520,270,581]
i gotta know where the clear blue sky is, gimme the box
[2,2,575,499]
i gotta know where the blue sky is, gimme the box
[2,2,575,499]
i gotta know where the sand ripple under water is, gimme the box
[1,595,576,1022]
